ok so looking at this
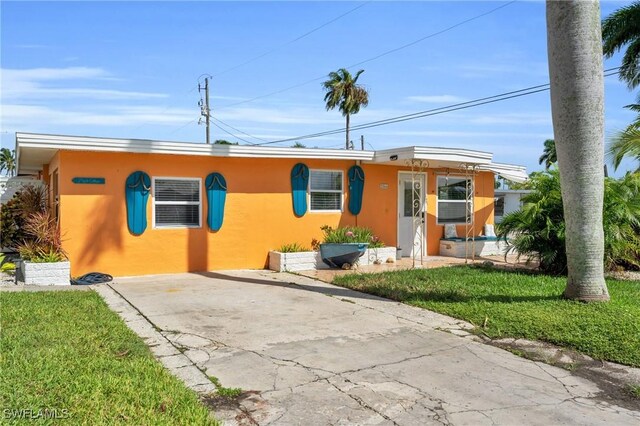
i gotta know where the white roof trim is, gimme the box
[16,133,374,172]
[370,146,493,166]
[479,162,529,183]
[15,133,527,179]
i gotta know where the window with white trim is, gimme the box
[153,178,201,227]
[309,170,343,211]
[437,176,472,224]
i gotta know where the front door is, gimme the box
[398,173,426,257]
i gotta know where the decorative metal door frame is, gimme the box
[405,159,429,268]
[458,163,479,263]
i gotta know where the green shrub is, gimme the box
[497,170,640,273]
[319,225,385,248]
[18,211,67,263]
[603,172,640,270]
[1,262,16,272]
[0,185,48,250]
[0,253,17,272]
[277,243,310,253]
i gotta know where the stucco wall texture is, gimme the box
[46,150,494,277]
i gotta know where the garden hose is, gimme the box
[71,272,113,285]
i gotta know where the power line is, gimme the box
[217,0,517,110]
[212,2,371,78]
[166,118,198,136]
[210,121,257,145]
[348,1,517,69]
[255,68,622,146]
[211,117,266,144]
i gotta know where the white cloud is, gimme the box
[3,67,109,81]
[406,95,466,104]
[468,112,551,125]
[217,107,343,125]
[1,67,165,100]
[388,130,551,139]
[2,104,194,127]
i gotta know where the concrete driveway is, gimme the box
[107,270,639,425]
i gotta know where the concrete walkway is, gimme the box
[105,271,640,425]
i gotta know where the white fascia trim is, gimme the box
[15,133,375,161]
[479,162,529,182]
[371,146,493,165]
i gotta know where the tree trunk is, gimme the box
[345,113,350,150]
[546,0,609,301]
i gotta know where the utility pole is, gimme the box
[198,77,211,144]
[360,135,364,151]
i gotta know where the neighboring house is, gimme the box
[1,175,43,252]
[494,189,532,223]
[15,133,527,277]
[0,175,41,205]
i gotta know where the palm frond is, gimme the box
[607,125,640,170]
[602,1,640,88]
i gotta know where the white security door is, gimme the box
[398,173,426,257]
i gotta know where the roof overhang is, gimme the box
[367,146,493,168]
[479,162,529,183]
[15,133,528,181]
[16,132,375,174]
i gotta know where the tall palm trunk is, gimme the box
[546,0,609,301]
[345,113,350,149]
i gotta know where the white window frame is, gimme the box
[152,177,202,229]
[308,169,344,213]
[436,175,473,225]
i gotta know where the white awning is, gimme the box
[479,162,529,183]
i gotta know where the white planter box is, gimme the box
[439,240,507,258]
[20,261,71,285]
[269,247,397,272]
[362,247,397,265]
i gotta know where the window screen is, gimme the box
[154,178,201,227]
[437,176,472,224]
[309,170,343,211]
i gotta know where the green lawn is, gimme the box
[0,291,218,425]
[333,266,640,367]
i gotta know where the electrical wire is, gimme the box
[254,67,622,145]
[210,121,257,145]
[217,0,517,110]
[211,117,267,144]
[212,2,371,78]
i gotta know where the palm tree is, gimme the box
[322,68,369,149]
[608,127,640,172]
[608,98,640,172]
[538,139,557,169]
[546,0,609,301]
[0,148,16,176]
[602,1,640,89]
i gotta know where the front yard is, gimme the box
[0,291,217,424]
[333,266,640,367]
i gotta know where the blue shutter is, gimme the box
[125,171,151,235]
[348,165,365,215]
[291,163,309,217]
[205,172,227,231]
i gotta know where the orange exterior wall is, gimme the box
[51,150,494,277]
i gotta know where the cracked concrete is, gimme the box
[104,270,640,425]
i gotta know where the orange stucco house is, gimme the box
[15,132,527,277]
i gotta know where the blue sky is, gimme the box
[1,1,638,176]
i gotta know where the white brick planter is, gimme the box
[20,261,71,285]
[269,247,397,272]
